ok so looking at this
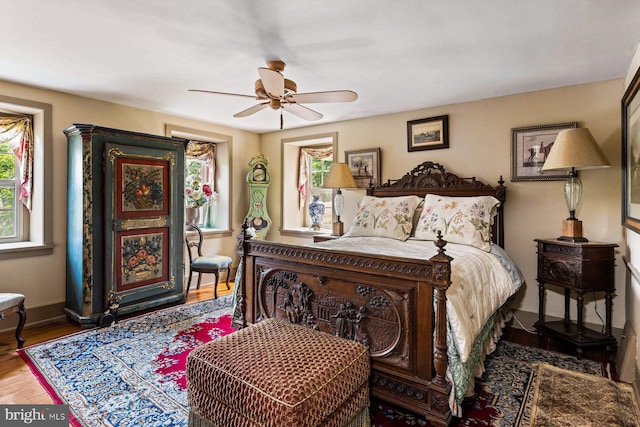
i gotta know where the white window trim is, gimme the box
[0,96,53,259]
[281,132,337,236]
[165,124,232,236]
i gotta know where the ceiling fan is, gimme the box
[189,61,358,129]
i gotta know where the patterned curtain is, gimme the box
[0,114,34,211]
[297,146,333,209]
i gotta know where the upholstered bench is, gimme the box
[187,318,370,427]
[0,293,26,348]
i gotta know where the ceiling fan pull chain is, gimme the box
[280,109,284,129]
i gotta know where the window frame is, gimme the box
[281,132,337,236]
[166,125,232,236]
[0,96,53,259]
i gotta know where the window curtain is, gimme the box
[186,140,216,188]
[0,114,34,212]
[297,146,333,209]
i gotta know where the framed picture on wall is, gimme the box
[345,148,381,188]
[407,115,449,151]
[510,122,578,181]
[623,66,640,233]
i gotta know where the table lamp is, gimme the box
[541,128,610,242]
[323,163,357,236]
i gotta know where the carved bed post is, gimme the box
[495,176,507,248]
[236,219,251,328]
[429,231,453,386]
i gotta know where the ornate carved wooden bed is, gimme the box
[235,161,507,426]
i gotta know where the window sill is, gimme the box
[186,228,234,238]
[0,242,54,260]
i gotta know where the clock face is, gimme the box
[253,167,265,181]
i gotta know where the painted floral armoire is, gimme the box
[64,124,186,326]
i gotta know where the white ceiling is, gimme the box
[4,0,640,134]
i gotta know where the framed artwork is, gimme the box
[623,65,640,233]
[407,115,449,151]
[116,227,169,290]
[510,122,578,181]
[116,156,170,218]
[345,148,381,188]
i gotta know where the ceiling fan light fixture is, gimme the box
[269,99,282,110]
[191,60,357,129]
[254,79,297,100]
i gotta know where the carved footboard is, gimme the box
[237,234,454,426]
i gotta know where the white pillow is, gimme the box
[413,194,500,251]
[345,195,422,241]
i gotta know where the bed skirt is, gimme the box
[448,306,513,417]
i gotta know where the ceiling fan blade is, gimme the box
[233,102,269,117]
[287,90,358,104]
[188,89,258,99]
[282,103,323,121]
[258,67,284,98]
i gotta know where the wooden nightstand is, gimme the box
[313,234,338,243]
[534,238,618,361]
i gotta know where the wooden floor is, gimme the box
[0,282,233,406]
[0,282,617,408]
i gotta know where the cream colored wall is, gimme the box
[0,77,626,333]
[0,80,259,313]
[260,79,625,329]
[623,42,640,385]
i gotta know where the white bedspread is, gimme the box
[312,236,522,363]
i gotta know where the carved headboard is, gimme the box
[367,161,507,247]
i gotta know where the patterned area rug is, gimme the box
[371,340,604,427]
[20,297,235,427]
[20,299,604,427]
[528,363,639,427]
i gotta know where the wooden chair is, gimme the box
[0,293,26,348]
[185,223,232,299]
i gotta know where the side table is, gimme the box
[534,238,618,361]
[313,234,339,243]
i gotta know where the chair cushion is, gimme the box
[0,293,25,312]
[187,318,370,427]
[192,255,232,270]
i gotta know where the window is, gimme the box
[166,125,231,234]
[0,96,52,257]
[0,135,22,241]
[305,149,333,230]
[281,133,337,235]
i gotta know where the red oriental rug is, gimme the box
[19,297,602,427]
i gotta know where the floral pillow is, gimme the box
[345,195,422,241]
[413,194,500,251]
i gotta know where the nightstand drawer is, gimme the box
[538,257,580,286]
[536,239,617,291]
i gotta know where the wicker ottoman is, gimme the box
[187,318,370,427]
